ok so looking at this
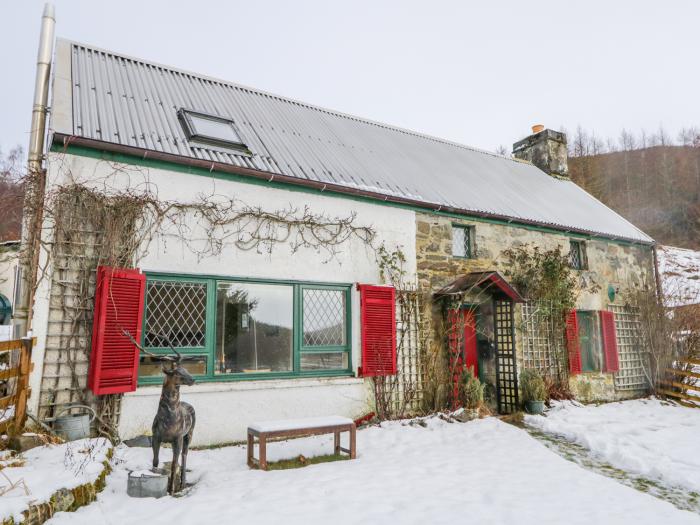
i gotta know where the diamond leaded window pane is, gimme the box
[569,241,583,270]
[452,226,472,258]
[303,289,346,346]
[452,226,466,257]
[145,280,207,347]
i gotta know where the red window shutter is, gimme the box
[600,310,620,373]
[565,309,582,375]
[89,266,146,395]
[358,284,396,377]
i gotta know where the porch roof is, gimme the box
[433,271,525,303]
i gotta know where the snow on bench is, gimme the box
[247,415,356,470]
[248,415,353,433]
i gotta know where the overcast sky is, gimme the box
[2,0,699,157]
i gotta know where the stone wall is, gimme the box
[416,212,654,402]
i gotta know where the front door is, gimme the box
[448,308,478,408]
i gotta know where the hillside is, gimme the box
[569,145,700,249]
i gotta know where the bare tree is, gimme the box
[0,146,24,242]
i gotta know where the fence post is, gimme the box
[13,337,34,434]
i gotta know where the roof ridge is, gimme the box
[61,38,522,165]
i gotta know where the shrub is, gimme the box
[460,368,484,409]
[543,373,573,400]
[520,369,546,402]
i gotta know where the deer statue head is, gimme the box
[161,360,195,387]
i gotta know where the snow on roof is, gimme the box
[657,245,700,307]
[51,39,653,244]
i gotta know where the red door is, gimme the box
[448,308,478,409]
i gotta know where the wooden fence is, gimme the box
[0,337,35,434]
[659,358,700,408]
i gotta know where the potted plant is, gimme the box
[520,369,547,415]
[459,368,484,420]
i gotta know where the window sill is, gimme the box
[129,375,364,396]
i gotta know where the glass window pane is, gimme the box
[301,352,348,371]
[303,289,346,346]
[577,311,603,372]
[139,355,207,378]
[145,281,207,347]
[216,283,293,374]
[190,114,241,143]
[452,227,467,257]
[569,241,579,269]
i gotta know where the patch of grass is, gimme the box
[499,411,524,426]
[265,454,350,471]
[191,440,245,451]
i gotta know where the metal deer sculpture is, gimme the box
[124,330,196,494]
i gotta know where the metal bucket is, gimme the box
[53,406,96,441]
[127,470,169,498]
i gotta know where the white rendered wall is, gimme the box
[31,152,417,443]
[120,377,369,445]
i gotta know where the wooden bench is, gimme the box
[247,416,356,470]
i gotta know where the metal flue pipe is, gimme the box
[15,3,55,335]
[28,3,55,174]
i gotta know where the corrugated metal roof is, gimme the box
[59,40,652,243]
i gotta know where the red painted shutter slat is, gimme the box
[88,266,146,395]
[358,284,396,377]
[565,309,582,375]
[600,310,620,373]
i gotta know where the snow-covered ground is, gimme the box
[0,438,110,522]
[658,245,700,307]
[43,416,699,525]
[527,399,700,494]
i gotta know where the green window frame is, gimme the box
[138,273,352,385]
[451,224,475,259]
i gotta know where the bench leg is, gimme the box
[247,431,254,468]
[350,425,356,459]
[334,431,340,455]
[259,435,267,471]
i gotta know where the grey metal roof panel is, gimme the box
[61,40,652,243]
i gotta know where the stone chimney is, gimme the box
[512,125,569,178]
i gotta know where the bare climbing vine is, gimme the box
[24,155,381,440]
[372,245,430,420]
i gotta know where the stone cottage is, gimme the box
[17,35,655,444]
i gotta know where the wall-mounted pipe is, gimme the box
[15,3,55,335]
[28,3,55,175]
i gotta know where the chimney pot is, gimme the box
[531,124,545,134]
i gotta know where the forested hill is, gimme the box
[569,145,700,249]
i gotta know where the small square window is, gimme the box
[569,240,587,270]
[178,109,246,150]
[452,225,474,258]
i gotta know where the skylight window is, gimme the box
[178,109,246,151]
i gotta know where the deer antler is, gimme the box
[157,334,183,362]
[122,330,178,363]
